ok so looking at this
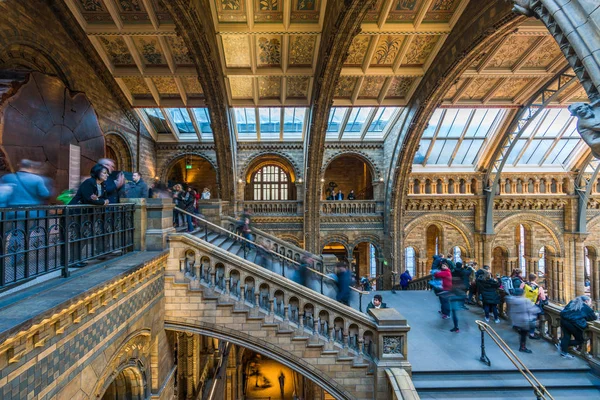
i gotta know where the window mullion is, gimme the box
[448,109,475,166]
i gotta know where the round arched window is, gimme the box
[252,165,290,200]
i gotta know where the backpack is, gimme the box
[523,282,539,303]
[500,276,514,295]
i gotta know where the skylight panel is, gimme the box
[327,107,348,134]
[436,109,459,138]
[422,109,443,138]
[368,107,396,132]
[343,107,373,134]
[283,108,306,140]
[168,108,195,134]
[433,140,458,164]
[414,139,431,164]
[192,108,214,141]
[259,108,281,140]
[143,108,171,134]
[234,108,257,140]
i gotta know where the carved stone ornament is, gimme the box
[568,102,600,159]
[383,336,403,355]
[511,0,539,17]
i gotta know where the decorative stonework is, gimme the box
[383,336,403,355]
[405,197,477,211]
[494,213,564,255]
[321,150,381,178]
[240,151,303,181]
[494,197,568,211]
[404,213,475,254]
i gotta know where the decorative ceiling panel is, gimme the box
[462,78,499,100]
[387,77,414,98]
[254,0,283,22]
[288,35,316,66]
[364,0,385,22]
[287,76,310,98]
[149,0,172,23]
[152,77,180,97]
[334,76,359,98]
[122,76,151,95]
[116,0,150,23]
[229,76,254,98]
[167,36,194,66]
[492,78,532,100]
[222,35,251,68]
[522,40,562,69]
[216,0,247,22]
[345,35,370,66]
[359,77,386,98]
[257,35,283,67]
[258,76,281,98]
[75,0,113,23]
[422,0,461,23]
[386,0,422,22]
[182,77,204,97]
[133,37,166,66]
[487,35,538,69]
[291,0,321,22]
[402,35,439,66]
[371,35,405,66]
[443,78,466,100]
[98,36,135,66]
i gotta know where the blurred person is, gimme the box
[0,159,51,207]
[296,255,312,287]
[445,253,456,271]
[511,268,524,289]
[507,288,541,353]
[151,181,171,199]
[326,190,334,200]
[477,271,501,323]
[201,187,211,199]
[558,295,597,359]
[125,172,149,198]
[336,261,351,306]
[400,269,412,290]
[449,269,467,333]
[172,184,184,227]
[475,265,490,281]
[98,158,125,204]
[366,294,387,311]
[69,164,110,205]
[0,183,14,207]
[431,254,443,270]
[434,262,453,319]
[523,273,546,339]
[347,189,356,200]
[182,186,196,232]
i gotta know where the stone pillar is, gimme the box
[296,182,304,215]
[372,180,384,200]
[122,198,147,251]
[146,198,176,251]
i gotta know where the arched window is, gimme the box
[538,247,545,276]
[585,247,591,291]
[404,247,416,276]
[252,165,289,200]
[518,224,526,269]
[426,225,440,261]
[453,246,462,264]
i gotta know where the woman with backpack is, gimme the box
[558,295,597,359]
[477,271,501,323]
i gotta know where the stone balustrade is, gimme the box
[321,200,381,215]
[221,215,323,270]
[168,233,412,371]
[240,200,300,216]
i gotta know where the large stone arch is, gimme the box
[105,132,133,172]
[165,322,355,400]
[160,151,218,184]
[494,213,564,256]
[321,150,380,180]
[320,234,351,256]
[350,234,383,256]
[404,214,475,257]
[241,151,302,182]
[92,329,151,399]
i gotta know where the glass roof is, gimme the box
[326,107,402,141]
[231,107,308,141]
[137,108,214,141]
[414,108,506,167]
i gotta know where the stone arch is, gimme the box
[277,233,302,248]
[159,151,219,195]
[166,322,355,400]
[93,329,151,399]
[586,214,600,232]
[321,234,351,253]
[349,235,383,256]
[404,214,475,257]
[321,150,380,179]
[494,213,564,256]
[105,132,134,172]
[241,151,301,182]
[0,40,72,88]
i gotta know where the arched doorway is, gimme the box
[351,242,379,288]
[321,242,347,274]
[426,225,441,262]
[166,154,217,195]
[101,365,146,400]
[322,155,374,200]
[492,247,508,276]
[105,133,133,172]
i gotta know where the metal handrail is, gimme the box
[175,207,371,306]
[475,320,554,400]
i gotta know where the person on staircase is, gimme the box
[182,187,196,233]
[434,261,453,319]
[477,271,501,323]
[507,288,541,353]
[400,269,412,290]
[366,294,387,311]
[335,261,351,306]
[558,295,597,359]
[523,273,546,340]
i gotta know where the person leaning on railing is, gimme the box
[558,295,598,359]
[69,164,110,206]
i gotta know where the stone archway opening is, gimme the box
[351,242,379,290]
[321,242,347,273]
[166,154,217,196]
[323,155,374,200]
[105,134,133,172]
[101,366,145,400]
[492,246,509,276]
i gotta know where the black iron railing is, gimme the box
[0,204,135,289]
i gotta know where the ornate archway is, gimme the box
[105,132,133,172]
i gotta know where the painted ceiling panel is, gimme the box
[116,0,151,23]
[359,77,386,98]
[422,0,461,23]
[254,0,283,22]
[75,0,113,23]
[258,76,281,98]
[492,78,532,100]
[288,35,316,66]
[122,76,151,95]
[166,36,194,66]
[364,0,386,22]
[487,35,539,69]
[98,36,134,66]
[345,35,371,66]
[334,76,359,98]
[257,35,283,67]
[290,0,321,22]
[229,76,254,98]
[401,35,439,66]
[386,0,423,22]
[216,0,247,22]
[522,39,562,69]
[287,76,310,98]
[387,77,414,98]
[371,35,405,66]
[133,37,166,66]
[152,77,180,96]
[222,35,252,68]
[182,77,204,96]
[462,78,499,100]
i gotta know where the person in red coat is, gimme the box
[434,262,453,318]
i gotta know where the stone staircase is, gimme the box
[412,369,600,399]
[164,232,411,400]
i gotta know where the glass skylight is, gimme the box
[168,108,195,134]
[231,107,307,141]
[138,108,215,140]
[143,108,171,134]
[326,107,401,141]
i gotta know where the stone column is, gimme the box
[146,198,176,251]
[372,180,384,200]
[295,181,304,215]
[121,198,147,251]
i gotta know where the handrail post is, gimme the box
[282,257,285,278]
[61,206,70,278]
[391,271,396,294]
[478,324,491,366]
[320,274,323,295]
[204,222,208,241]
[359,292,363,312]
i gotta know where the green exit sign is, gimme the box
[185,164,192,169]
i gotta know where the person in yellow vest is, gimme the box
[522,273,547,340]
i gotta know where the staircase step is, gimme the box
[216,303,235,308]
[209,235,229,247]
[292,336,310,341]
[261,323,279,328]
[306,343,324,348]
[277,330,294,335]
[336,357,355,362]
[321,350,339,356]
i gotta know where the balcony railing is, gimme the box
[0,204,135,289]
[240,201,299,215]
[321,200,380,215]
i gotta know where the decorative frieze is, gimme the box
[405,197,477,211]
[494,197,568,210]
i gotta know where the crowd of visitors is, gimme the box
[325,188,360,200]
